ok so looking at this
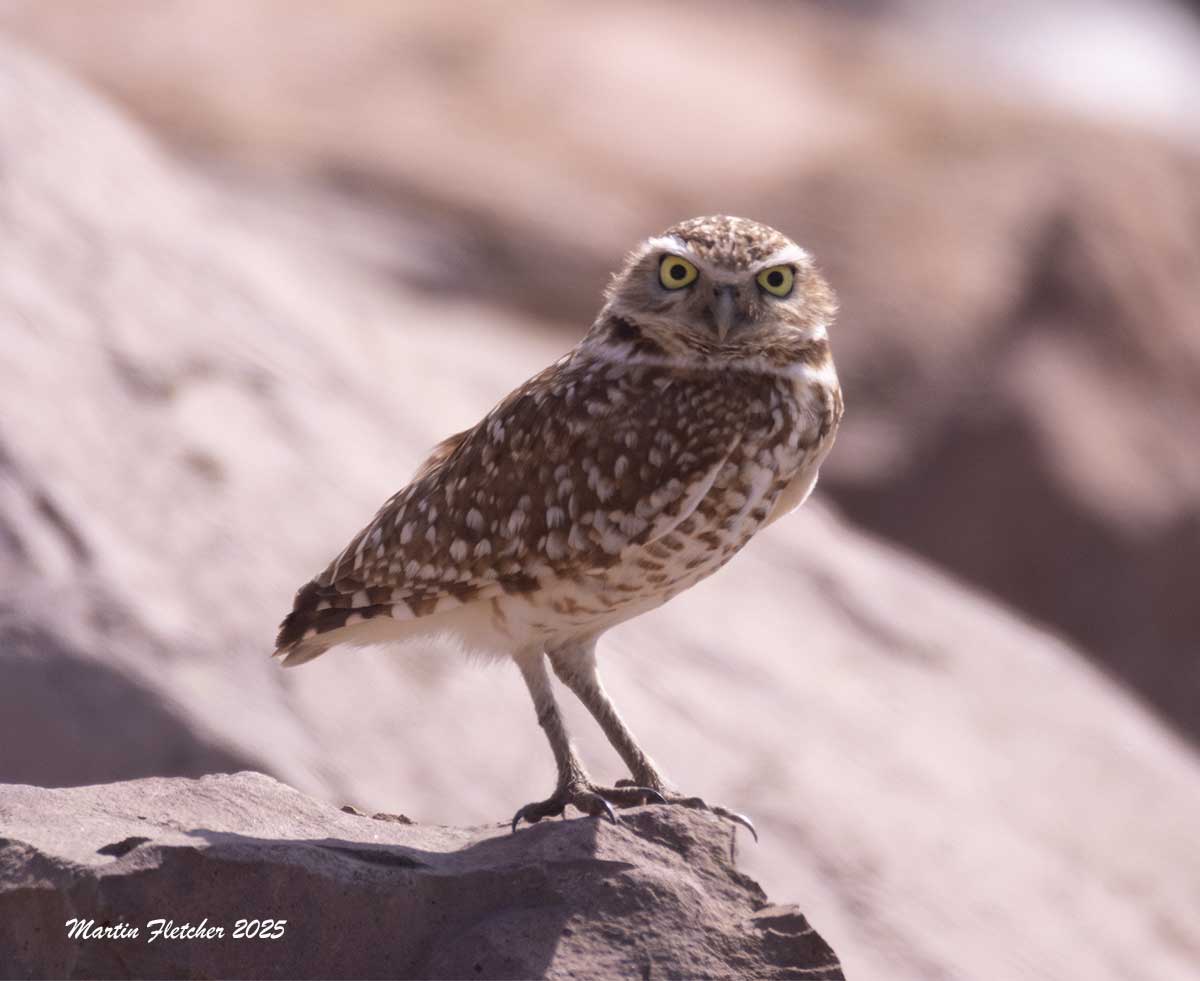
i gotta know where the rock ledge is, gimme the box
[0,772,842,979]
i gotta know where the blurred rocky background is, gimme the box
[0,2,1198,979]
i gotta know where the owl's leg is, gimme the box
[548,640,758,842]
[547,639,667,791]
[510,648,627,831]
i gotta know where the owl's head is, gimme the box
[589,215,836,364]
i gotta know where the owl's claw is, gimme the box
[613,778,758,840]
[711,806,758,842]
[642,793,759,842]
[510,783,622,832]
[603,783,668,806]
[510,798,566,832]
[595,796,618,825]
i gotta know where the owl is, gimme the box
[275,215,842,835]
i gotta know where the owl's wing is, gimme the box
[409,428,471,481]
[274,357,750,660]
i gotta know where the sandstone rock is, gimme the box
[1,37,1200,981]
[0,771,844,979]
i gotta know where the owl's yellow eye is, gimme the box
[756,265,794,297]
[659,255,698,290]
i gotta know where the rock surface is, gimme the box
[0,772,842,980]
[5,0,1196,740]
[1,35,1200,981]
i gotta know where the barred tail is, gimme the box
[272,580,420,667]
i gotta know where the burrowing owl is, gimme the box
[275,215,842,835]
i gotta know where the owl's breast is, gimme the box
[490,367,836,642]
[576,405,812,613]
[646,369,840,587]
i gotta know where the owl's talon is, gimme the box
[634,787,668,806]
[656,794,759,842]
[593,796,618,824]
[594,783,667,807]
[511,783,624,832]
[510,799,564,832]
[712,806,758,842]
[613,779,669,805]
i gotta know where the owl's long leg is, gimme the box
[511,649,642,831]
[548,640,758,842]
[515,648,587,788]
[547,639,667,791]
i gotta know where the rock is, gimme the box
[0,772,843,980]
[1,35,1200,981]
[794,120,1200,748]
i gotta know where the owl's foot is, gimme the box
[510,781,667,832]
[613,779,758,842]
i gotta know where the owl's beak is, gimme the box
[711,286,739,341]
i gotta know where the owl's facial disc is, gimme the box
[592,217,835,361]
[653,244,809,341]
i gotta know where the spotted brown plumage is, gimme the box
[274,215,842,835]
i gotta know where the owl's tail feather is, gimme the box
[272,579,384,667]
[274,636,333,668]
[273,580,323,662]
[273,579,438,667]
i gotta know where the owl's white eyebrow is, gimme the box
[755,243,811,269]
[644,235,693,257]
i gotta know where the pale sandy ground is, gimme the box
[2,43,1199,980]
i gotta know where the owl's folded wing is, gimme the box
[274,360,749,660]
